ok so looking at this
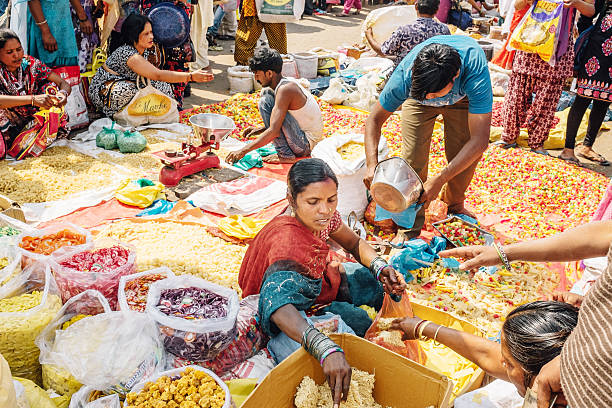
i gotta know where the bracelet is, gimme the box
[413,319,426,339]
[188,72,193,82]
[418,320,432,339]
[31,96,34,106]
[433,325,442,343]
[320,346,344,365]
[301,325,339,363]
[370,256,388,282]
[35,19,48,26]
[493,243,512,271]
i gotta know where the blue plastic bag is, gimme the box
[374,203,423,229]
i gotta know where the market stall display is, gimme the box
[51,240,136,308]
[295,369,393,408]
[94,219,247,291]
[37,290,112,396]
[433,217,494,247]
[0,263,62,383]
[117,267,175,312]
[125,366,230,408]
[146,275,239,361]
[18,224,92,266]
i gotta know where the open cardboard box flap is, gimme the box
[242,333,452,408]
[0,194,25,223]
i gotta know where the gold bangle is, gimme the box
[418,321,432,339]
[433,325,442,343]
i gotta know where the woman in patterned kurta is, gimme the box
[0,30,71,158]
[560,0,611,166]
[497,0,581,154]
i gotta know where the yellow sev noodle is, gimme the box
[337,141,365,161]
[94,220,247,293]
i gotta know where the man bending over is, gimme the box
[227,48,323,164]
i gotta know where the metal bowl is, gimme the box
[189,113,235,145]
[370,157,423,213]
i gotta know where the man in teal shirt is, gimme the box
[364,35,492,236]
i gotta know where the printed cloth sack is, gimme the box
[7,107,66,160]
[114,76,179,127]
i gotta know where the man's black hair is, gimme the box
[249,47,283,74]
[410,43,461,101]
[416,0,441,16]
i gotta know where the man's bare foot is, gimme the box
[262,154,300,164]
[447,204,477,220]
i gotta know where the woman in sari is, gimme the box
[89,14,212,118]
[239,158,406,407]
[0,29,70,158]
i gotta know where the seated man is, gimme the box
[366,0,450,70]
[226,48,323,164]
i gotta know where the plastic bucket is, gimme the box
[477,40,494,61]
[292,52,318,80]
[281,54,299,78]
[227,65,254,95]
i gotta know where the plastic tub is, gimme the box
[281,54,299,78]
[227,65,254,95]
[292,52,318,80]
[310,47,340,76]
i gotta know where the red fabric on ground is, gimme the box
[38,198,143,229]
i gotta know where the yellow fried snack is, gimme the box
[125,367,225,408]
[337,141,365,161]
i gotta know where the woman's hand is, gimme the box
[79,18,94,35]
[190,68,214,83]
[55,91,68,107]
[321,352,351,408]
[41,30,58,53]
[550,291,584,308]
[438,245,500,271]
[32,94,56,109]
[390,316,422,341]
[379,266,406,296]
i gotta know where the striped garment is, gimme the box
[560,243,612,407]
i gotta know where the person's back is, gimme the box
[275,77,323,149]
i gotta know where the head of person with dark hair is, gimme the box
[415,0,440,16]
[0,29,23,73]
[410,43,461,102]
[501,300,579,396]
[248,47,283,88]
[115,13,154,54]
[287,158,339,233]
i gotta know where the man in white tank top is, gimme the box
[226,48,323,164]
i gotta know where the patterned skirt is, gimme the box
[575,10,612,102]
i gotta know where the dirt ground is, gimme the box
[185,7,612,177]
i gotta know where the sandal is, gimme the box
[531,149,550,156]
[559,155,584,167]
[576,145,610,166]
[492,140,517,149]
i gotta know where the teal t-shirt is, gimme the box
[379,35,493,114]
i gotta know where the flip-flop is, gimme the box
[492,140,517,149]
[559,155,584,167]
[530,149,550,156]
[576,150,610,166]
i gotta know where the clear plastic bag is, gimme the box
[95,123,121,150]
[168,295,266,376]
[38,310,163,393]
[13,380,31,408]
[37,290,112,396]
[17,223,93,266]
[125,366,231,408]
[68,386,121,408]
[50,239,137,309]
[0,244,23,298]
[146,275,239,361]
[117,267,175,313]
[364,294,427,365]
[0,263,62,383]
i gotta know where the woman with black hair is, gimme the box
[89,13,213,119]
[392,301,579,400]
[239,158,406,407]
[0,29,71,158]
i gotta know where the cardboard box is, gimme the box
[242,333,452,408]
[411,303,486,399]
[0,194,25,223]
